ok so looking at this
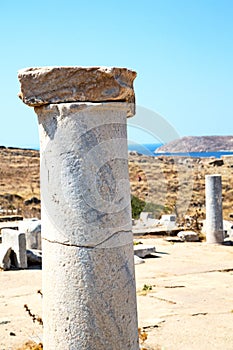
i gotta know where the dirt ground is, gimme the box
[136,238,233,350]
[0,238,233,350]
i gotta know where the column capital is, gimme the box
[18,66,136,116]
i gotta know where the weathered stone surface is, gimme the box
[35,101,138,349]
[0,246,12,270]
[134,244,156,258]
[37,102,133,248]
[18,219,41,250]
[205,174,224,244]
[177,230,199,242]
[26,249,42,266]
[134,255,145,265]
[1,229,27,268]
[43,240,138,349]
[18,66,138,349]
[18,66,136,116]
[165,236,183,242]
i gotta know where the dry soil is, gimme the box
[0,238,233,350]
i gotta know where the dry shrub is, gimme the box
[16,340,43,350]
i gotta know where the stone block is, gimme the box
[177,231,199,242]
[1,229,27,268]
[18,66,136,116]
[18,219,41,250]
[134,255,145,265]
[134,244,156,258]
[26,249,42,266]
[0,246,12,270]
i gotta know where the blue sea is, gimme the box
[128,143,233,158]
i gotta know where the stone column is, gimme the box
[205,174,224,244]
[18,67,139,349]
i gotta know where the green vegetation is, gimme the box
[142,284,153,291]
[133,240,143,245]
[131,195,146,219]
[131,195,170,219]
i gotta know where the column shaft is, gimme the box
[205,174,224,244]
[36,102,138,349]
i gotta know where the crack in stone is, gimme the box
[55,99,128,104]
[152,311,232,321]
[191,312,208,316]
[94,230,132,248]
[43,230,132,249]
[148,295,177,304]
[175,268,233,277]
[42,238,95,249]
[37,100,128,108]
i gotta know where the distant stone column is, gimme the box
[205,174,224,244]
[18,67,139,349]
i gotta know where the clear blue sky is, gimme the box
[1,0,233,148]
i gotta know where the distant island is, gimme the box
[155,136,233,153]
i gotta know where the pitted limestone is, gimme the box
[36,102,132,249]
[18,66,136,116]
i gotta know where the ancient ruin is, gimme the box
[18,66,139,349]
[205,174,224,244]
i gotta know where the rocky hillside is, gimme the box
[0,146,233,223]
[0,146,40,218]
[156,136,233,153]
[129,153,233,222]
